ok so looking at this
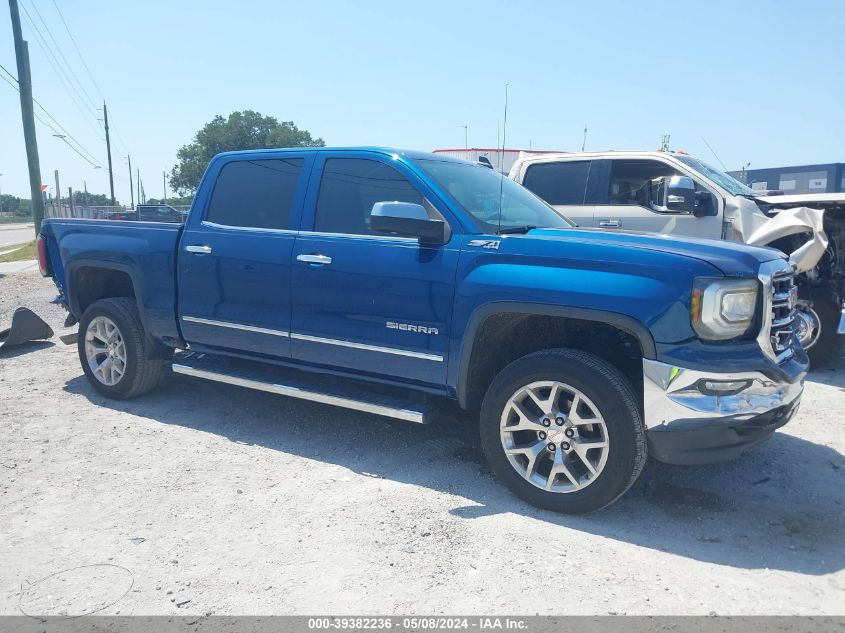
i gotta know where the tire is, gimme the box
[479,349,646,514]
[802,296,842,368]
[77,297,165,399]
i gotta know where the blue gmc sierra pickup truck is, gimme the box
[38,148,807,513]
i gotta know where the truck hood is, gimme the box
[756,192,845,206]
[726,196,828,274]
[522,227,783,276]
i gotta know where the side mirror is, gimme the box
[649,175,696,214]
[370,201,448,245]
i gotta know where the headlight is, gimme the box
[691,278,758,340]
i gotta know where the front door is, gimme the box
[178,153,311,358]
[592,159,722,237]
[290,153,460,385]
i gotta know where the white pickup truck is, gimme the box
[509,150,845,366]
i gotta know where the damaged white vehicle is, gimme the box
[509,151,845,366]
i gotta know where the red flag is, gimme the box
[40,184,48,191]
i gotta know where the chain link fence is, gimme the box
[44,204,190,223]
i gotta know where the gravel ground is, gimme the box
[1,271,844,616]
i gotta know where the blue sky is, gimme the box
[1,0,843,200]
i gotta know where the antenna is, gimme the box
[701,136,729,171]
[581,125,587,151]
[497,83,509,235]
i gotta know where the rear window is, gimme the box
[206,158,304,229]
[522,161,591,205]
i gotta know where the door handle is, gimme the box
[296,254,332,265]
[598,220,621,228]
[185,244,212,254]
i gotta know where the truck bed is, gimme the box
[40,218,184,344]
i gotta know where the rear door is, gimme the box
[520,159,595,227]
[289,152,460,385]
[177,153,312,358]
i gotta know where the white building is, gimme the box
[432,148,563,175]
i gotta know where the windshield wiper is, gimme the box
[496,225,538,235]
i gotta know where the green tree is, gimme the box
[169,110,325,194]
[0,194,22,214]
[72,191,118,207]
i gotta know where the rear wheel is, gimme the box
[78,298,165,399]
[479,349,646,514]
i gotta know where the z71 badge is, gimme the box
[467,239,501,250]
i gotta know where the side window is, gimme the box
[608,160,681,206]
[521,161,591,205]
[314,158,424,235]
[206,158,304,229]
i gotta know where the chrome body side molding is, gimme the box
[291,333,444,362]
[181,316,290,338]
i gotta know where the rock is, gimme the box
[175,594,192,607]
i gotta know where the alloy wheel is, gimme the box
[499,380,610,493]
[84,316,127,386]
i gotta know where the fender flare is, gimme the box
[65,259,148,329]
[455,301,657,408]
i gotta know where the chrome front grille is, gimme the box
[761,262,798,363]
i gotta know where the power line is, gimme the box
[17,0,103,138]
[45,0,131,157]
[25,0,98,113]
[0,61,103,166]
[0,69,100,168]
[49,0,104,101]
[0,65,108,171]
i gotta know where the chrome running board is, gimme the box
[171,351,436,424]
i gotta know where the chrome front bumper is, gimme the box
[642,359,805,431]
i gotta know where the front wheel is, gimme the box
[78,297,165,399]
[479,349,647,514]
[795,296,842,368]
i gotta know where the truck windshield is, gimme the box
[416,159,574,232]
[676,155,756,196]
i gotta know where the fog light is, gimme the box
[698,379,753,396]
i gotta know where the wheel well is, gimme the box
[72,267,136,317]
[462,313,644,410]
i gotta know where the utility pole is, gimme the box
[461,125,468,150]
[83,180,88,206]
[68,186,74,217]
[162,171,167,203]
[54,170,61,217]
[136,168,140,206]
[9,0,46,237]
[103,101,115,206]
[128,155,134,208]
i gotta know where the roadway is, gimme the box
[0,223,35,248]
